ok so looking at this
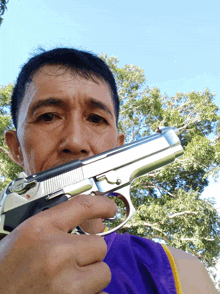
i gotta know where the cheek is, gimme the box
[93,130,118,153]
[22,129,41,155]
[21,128,56,173]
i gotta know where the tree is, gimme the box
[0,84,23,191]
[1,57,220,287]
[0,0,9,25]
[100,55,220,269]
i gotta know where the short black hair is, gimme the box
[11,48,120,129]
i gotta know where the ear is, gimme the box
[4,130,24,168]
[116,133,125,147]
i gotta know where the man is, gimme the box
[1,48,217,293]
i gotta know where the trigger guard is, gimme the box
[71,191,133,236]
[71,192,121,235]
[105,216,117,221]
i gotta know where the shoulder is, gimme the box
[167,246,218,293]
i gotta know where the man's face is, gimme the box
[6,65,125,175]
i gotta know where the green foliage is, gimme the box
[0,84,23,190]
[100,54,162,141]
[0,0,8,25]
[100,53,220,271]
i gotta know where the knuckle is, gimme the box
[93,235,108,254]
[75,194,117,216]
[43,244,74,274]
[17,214,48,239]
[103,261,112,284]
[76,195,94,213]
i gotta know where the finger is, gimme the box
[28,233,108,269]
[34,194,117,233]
[79,218,106,234]
[65,234,107,266]
[72,261,111,294]
[50,260,111,294]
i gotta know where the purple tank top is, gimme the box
[103,233,177,293]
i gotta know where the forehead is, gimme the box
[17,65,116,127]
[30,64,111,98]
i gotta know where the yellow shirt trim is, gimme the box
[161,244,183,294]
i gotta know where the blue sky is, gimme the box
[0,0,220,206]
[1,0,220,99]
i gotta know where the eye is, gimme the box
[36,113,58,122]
[88,114,107,124]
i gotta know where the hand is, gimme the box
[0,194,117,293]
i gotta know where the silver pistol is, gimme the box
[0,127,183,236]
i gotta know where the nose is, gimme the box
[58,115,91,158]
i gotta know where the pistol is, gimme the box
[0,127,183,236]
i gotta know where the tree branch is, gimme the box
[140,183,177,198]
[157,186,177,198]
[123,222,171,240]
[168,211,198,219]
[147,234,170,243]
[180,237,215,242]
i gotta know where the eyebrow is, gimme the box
[87,98,113,117]
[29,97,113,117]
[29,98,64,116]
